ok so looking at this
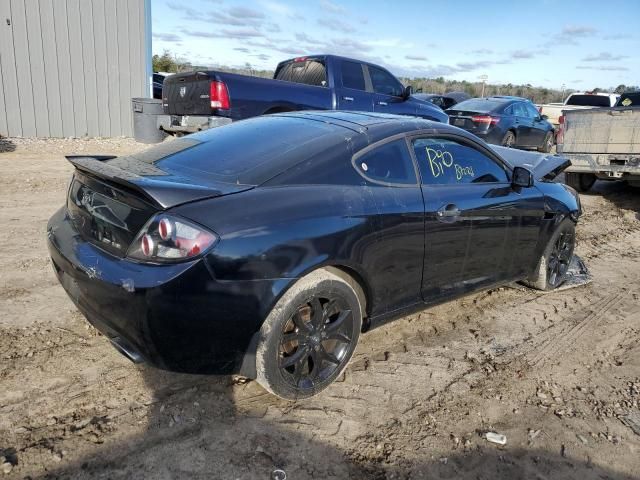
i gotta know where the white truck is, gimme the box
[558,91,640,191]
[537,92,619,128]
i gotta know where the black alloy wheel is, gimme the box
[279,297,354,389]
[546,230,574,288]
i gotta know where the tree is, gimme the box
[614,84,627,94]
[152,50,178,73]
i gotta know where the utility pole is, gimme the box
[560,83,566,102]
[479,74,488,97]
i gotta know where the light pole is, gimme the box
[560,83,566,103]
[478,74,488,97]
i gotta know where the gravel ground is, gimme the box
[0,137,639,479]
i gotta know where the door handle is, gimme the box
[342,96,354,102]
[437,204,461,218]
[377,101,388,106]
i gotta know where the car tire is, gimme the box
[565,172,596,192]
[524,218,576,291]
[501,131,516,148]
[538,131,554,153]
[255,268,362,400]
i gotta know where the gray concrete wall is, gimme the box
[0,0,150,137]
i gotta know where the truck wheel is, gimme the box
[255,269,362,400]
[565,173,596,192]
[524,219,575,291]
[538,131,554,153]
[501,131,516,148]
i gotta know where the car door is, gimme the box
[524,102,548,147]
[410,134,545,301]
[366,65,406,114]
[335,60,374,112]
[351,138,425,318]
[512,102,532,146]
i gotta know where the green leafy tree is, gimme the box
[152,50,178,73]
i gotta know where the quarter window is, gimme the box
[355,139,417,185]
[369,66,404,97]
[412,138,508,185]
[341,61,366,91]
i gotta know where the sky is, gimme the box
[151,0,639,90]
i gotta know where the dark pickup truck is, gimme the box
[161,54,448,133]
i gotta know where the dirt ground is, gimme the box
[0,136,639,480]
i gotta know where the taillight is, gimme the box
[127,214,219,263]
[558,115,564,124]
[293,56,308,62]
[471,115,500,126]
[210,81,230,110]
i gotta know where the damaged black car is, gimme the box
[47,111,581,399]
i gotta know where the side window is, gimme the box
[524,103,540,118]
[341,61,366,91]
[503,105,514,115]
[412,137,508,185]
[512,103,527,117]
[354,139,417,185]
[369,66,404,97]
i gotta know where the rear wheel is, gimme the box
[565,172,596,192]
[538,131,554,153]
[501,131,516,147]
[256,269,362,400]
[524,219,575,291]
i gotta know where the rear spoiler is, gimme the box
[66,155,250,209]
[489,146,571,181]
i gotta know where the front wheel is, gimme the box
[501,131,516,148]
[256,269,362,400]
[524,219,576,291]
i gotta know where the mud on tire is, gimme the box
[524,218,576,291]
[255,268,362,400]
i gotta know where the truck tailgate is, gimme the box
[162,72,211,115]
[562,108,640,154]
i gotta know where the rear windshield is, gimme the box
[448,99,504,113]
[616,92,639,107]
[566,94,612,107]
[274,59,327,87]
[154,116,344,184]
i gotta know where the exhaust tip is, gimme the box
[110,336,144,364]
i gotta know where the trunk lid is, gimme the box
[66,143,253,257]
[162,71,212,115]
[448,110,493,132]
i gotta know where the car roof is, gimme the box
[272,110,463,147]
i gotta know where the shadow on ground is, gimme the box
[589,180,640,217]
[30,365,638,480]
[0,137,16,153]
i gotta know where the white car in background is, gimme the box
[537,92,619,128]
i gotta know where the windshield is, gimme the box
[566,94,612,107]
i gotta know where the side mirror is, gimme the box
[540,114,549,121]
[403,85,413,100]
[512,166,534,188]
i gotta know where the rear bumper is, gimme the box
[158,115,232,134]
[563,153,640,178]
[47,207,278,377]
[472,129,504,145]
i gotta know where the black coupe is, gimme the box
[47,111,580,399]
